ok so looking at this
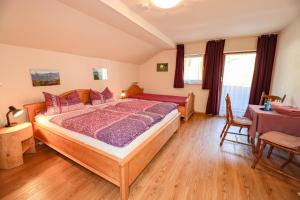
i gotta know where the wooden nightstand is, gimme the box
[0,122,36,169]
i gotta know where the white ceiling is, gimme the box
[122,0,300,43]
[0,0,299,64]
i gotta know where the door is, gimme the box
[219,52,256,116]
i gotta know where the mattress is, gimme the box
[129,93,186,106]
[35,103,179,159]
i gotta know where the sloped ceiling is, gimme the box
[0,0,299,64]
[0,0,174,64]
[122,0,300,43]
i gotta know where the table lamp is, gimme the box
[121,90,126,99]
[5,106,24,127]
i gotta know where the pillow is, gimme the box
[90,89,105,105]
[43,91,84,115]
[101,87,113,100]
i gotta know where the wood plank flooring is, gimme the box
[1,114,300,200]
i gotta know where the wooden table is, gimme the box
[0,122,36,169]
[245,105,300,152]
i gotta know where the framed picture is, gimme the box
[93,68,108,80]
[156,63,168,72]
[30,69,60,87]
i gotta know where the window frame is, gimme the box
[184,54,204,85]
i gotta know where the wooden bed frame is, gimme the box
[24,89,180,200]
[125,84,195,121]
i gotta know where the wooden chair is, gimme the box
[259,91,286,105]
[252,131,300,181]
[220,94,253,146]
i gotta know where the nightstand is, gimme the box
[0,122,36,169]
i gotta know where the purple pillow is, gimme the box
[90,89,105,105]
[43,91,84,115]
[101,87,113,101]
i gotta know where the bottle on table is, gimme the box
[264,99,271,111]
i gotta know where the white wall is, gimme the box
[271,16,300,107]
[138,36,258,113]
[0,44,138,126]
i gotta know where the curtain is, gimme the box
[249,34,278,105]
[173,44,184,88]
[202,40,225,115]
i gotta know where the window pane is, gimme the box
[184,56,203,84]
[222,53,256,87]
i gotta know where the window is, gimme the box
[184,55,203,84]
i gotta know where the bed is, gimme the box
[125,84,195,121]
[24,89,180,200]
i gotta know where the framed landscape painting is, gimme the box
[156,63,168,72]
[30,69,60,86]
[93,68,108,80]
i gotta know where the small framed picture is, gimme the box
[30,69,60,87]
[93,68,108,80]
[156,63,168,72]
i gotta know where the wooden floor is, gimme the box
[1,114,300,200]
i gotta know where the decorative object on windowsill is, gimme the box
[120,90,126,99]
[93,68,108,80]
[30,69,60,86]
[157,63,168,72]
[5,106,24,127]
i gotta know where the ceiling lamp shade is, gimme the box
[151,0,182,9]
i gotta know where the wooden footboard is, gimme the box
[125,84,195,121]
[182,92,195,121]
[24,91,180,200]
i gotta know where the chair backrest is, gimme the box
[225,94,234,123]
[259,91,286,105]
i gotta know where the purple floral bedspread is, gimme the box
[50,100,177,147]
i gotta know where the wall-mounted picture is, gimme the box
[156,63,168,72]
[93,68,108,80]
[30,69,60,87]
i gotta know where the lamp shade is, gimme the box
[9,106,24,117]
[151,0,182,9]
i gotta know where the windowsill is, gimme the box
[184,80,202,85]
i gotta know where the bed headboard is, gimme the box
[60,89,91,104]
[125,84,144,97]
[24,89,92,123]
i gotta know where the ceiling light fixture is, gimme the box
[151,0,182,9]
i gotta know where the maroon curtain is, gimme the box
[173,44,184,88]
[202,40,225,115]
[249,34,278,105]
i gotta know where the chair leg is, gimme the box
[220,124,230,147]
[251,137,256,154]
[255,138,262,153]
[238,127,243,133]
[280,152,294,170]
[267,146,274,159]
[252,142,266,169]
[220,123,228,138]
